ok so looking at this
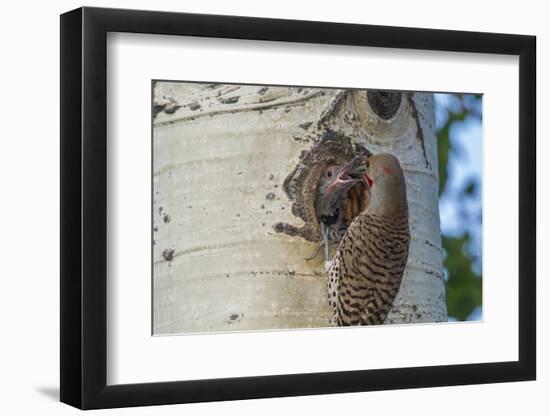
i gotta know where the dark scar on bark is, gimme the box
[317,91,349,128]
[407,94,431,170]
[367,90,402,120]
[273,129,371,242]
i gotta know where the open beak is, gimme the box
[325,156,364,194]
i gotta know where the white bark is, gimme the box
[153,82,446,334]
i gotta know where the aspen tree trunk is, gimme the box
[153,83,447,334]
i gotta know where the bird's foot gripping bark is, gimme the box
[304,222,331,262]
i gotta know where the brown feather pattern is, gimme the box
[328,212,409,325]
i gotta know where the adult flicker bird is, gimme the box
[324,153,410,326]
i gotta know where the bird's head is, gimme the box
[316,156,366,227]
[363,153,407,215]
[323,156,366,199]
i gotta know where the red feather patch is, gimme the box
[383,166,395,176]
[364,173,374,187]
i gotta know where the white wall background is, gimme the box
[0,0,545,415]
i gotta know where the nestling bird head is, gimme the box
[326,153,407,217]
[316,156,365,225]
[314,156,369,254]
[321,156,365,210]
[315,161,351,226]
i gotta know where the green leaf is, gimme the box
[443,236,482,320]
[437,123,450,195]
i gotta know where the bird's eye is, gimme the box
[327,170,333,178]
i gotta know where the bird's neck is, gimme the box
[365,190,408,218]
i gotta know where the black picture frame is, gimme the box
[60,6,536,410]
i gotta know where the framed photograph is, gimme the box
[60,6,536,409]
